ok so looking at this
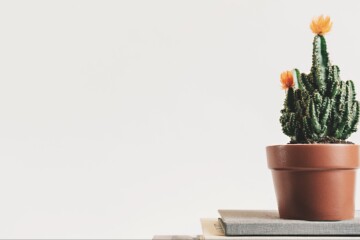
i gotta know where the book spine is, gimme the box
[218,219,360,236]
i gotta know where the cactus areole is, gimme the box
[280,16,360,144]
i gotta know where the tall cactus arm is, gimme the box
[320,35,330,68]
[312,35,329,93]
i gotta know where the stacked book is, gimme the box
[202,210,360,239]
[154,210,360,240]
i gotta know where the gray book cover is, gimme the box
[218,210,360,236]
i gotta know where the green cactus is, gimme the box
[280,18,359,143]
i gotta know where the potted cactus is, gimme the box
[266,16,360,220]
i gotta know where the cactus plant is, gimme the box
[280,15,360,143]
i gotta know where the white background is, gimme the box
[0,0,359,238]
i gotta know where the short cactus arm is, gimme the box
[342,101,360,139]
[340,81,359,138]
[329,81,339,99]
[302,116,312,140]
[348,80,356,102]
[288,113,296,136]
[310,99,322,134]
[280,112,296,137]
[320,97,332,126]
[286,87,296,112]
[329,65,340,82]
[300,73,314,93]
[338,81,347,112]
[350,101,360,131]
[346,80,355,113]
[293,69,302,90]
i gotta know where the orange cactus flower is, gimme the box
[310,15,332,35]
[280,71,294,90]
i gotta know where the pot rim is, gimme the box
[267,143,359,148]
[266,144,360,170]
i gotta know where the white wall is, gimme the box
[0,0,359,238]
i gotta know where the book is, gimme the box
[218,210,360,236]
[201,218,360,240]
[153,235,200,240]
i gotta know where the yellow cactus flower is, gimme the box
[310,15,332,35]
[280,71,294,90]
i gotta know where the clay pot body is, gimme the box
[266,144,360,220]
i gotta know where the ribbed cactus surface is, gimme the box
[280,17,359,143]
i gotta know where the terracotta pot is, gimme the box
[266,144,360,220]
